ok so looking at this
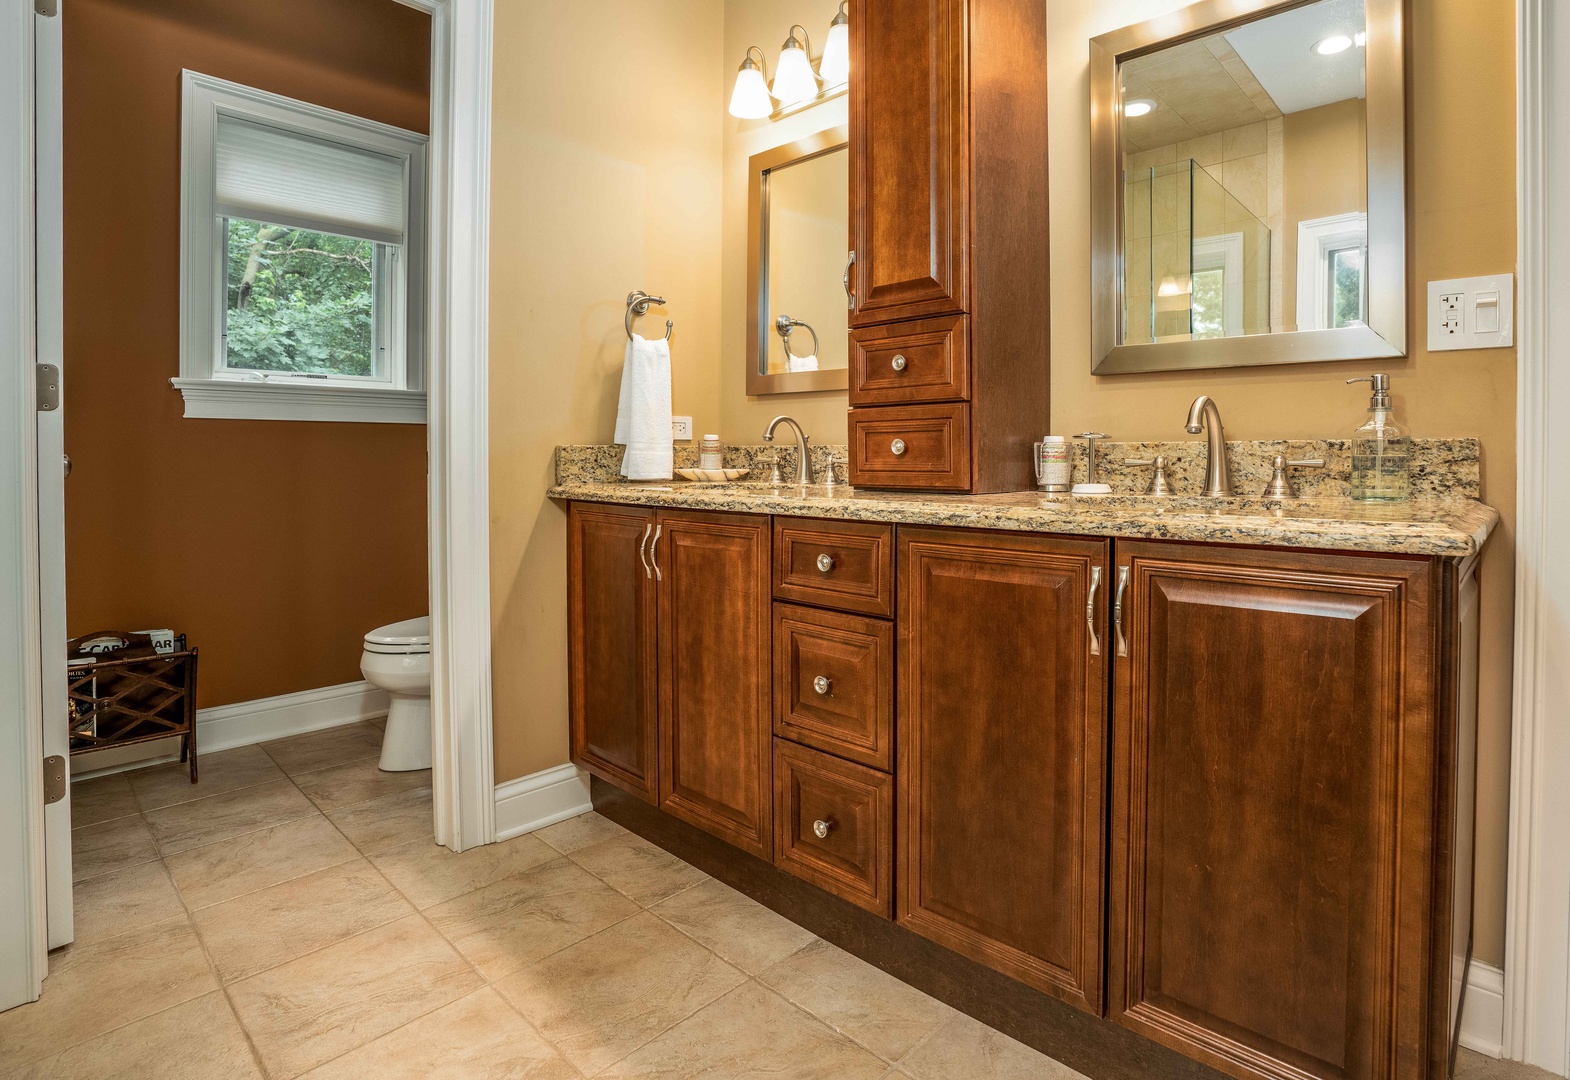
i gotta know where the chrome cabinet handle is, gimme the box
[650,523,663,582]
[1114,566,1130,657]
[816,553,835,573]
[813,675,831,695]
[638,523,653,580]
[812,819,833,839]
[891,353,907,371]
[843,251,855,310]
[1086,565,1102,657]
[890,439,907,456]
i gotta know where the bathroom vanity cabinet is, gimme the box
[845,0,1050,494]
[567,502,1481,1080]
[567,503,773,857]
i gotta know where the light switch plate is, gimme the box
[1427,275,1514,352]
[671,416,693,441]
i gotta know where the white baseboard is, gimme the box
[71,680,390,778]
[494,764,592,841]
[1459,960,1506,1058]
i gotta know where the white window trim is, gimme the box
[1192,232,1245,338]
[1295,211,1368,332]
[176,70,428,423]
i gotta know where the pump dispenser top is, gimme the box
[1345,373,1410,502]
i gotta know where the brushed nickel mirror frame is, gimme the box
[1090,0,1407,374]
[746,126,849,396]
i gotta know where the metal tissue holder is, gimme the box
[625,291,673,342]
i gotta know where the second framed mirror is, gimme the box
[746,126,849,395]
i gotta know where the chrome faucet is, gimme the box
[1184,395,1234,496]
[763,415,814,485]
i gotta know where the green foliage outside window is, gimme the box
[224,219,377,377]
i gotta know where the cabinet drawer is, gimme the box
[773,518,894,617]
[850,315,969,406]
[773,740,893,917]
[848,404,971,491]
[773,604,893,771]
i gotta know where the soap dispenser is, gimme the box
[1345,374,1410,502]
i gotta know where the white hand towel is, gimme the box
[786,353,820,372]
[614,334,674,480]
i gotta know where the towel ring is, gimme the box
[774,315,819,360]
[626,291,673,342]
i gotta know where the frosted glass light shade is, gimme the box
[820,20,849,85]
[729,62,774,119]
[772,41,819,107]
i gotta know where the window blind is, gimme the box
[214,115,407,245]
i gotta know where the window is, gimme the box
[177,72,427,423]
[1296,212,1368,332]
[1190,232,1245,339]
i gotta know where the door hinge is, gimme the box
[35,0,58,17]
[36,363,60,412]
[42,756,66,804]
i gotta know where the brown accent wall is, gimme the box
[63,0,431,709]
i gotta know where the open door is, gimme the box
[35,0,73,952]
[0,0,50,1013]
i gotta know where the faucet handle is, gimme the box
[1263,454,1325,498]
[1124,455,1177,496]
[1073,432,1110,487]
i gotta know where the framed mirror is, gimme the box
[1090,0,1405,374]
[746,126,849,395]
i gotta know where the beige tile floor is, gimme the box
[0,722,1551,1080]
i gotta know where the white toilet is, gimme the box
[360,616,432,772]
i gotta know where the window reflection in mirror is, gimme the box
[1120,0,1368,344]
[761,145,848,376]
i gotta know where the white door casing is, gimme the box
[397,0,497,852]
[1508,0,1570,1073]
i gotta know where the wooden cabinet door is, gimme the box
[568,502,659,803]
[655,510,774,858]
[1109,542,1437,1080]
[897,526,1108,1013]
[848,0,968,327]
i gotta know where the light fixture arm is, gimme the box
[740,44,769,77]
[782,23,812,56]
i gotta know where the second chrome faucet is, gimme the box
[1185,395,1233,497]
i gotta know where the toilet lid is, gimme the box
[364,616,430,654]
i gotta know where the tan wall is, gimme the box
[63,0,431,710]
[719,0,850,443]
[1282,98,1369,329]
[1048,0,1517,964]
[488,0,725,782]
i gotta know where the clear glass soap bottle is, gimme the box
[1346,373,1410,502]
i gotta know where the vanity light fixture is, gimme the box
[1124,98,1156,117]
[772,24,820,107]
[1313,33,1354,55]
[729,46,775,119]
[819,1,851,87]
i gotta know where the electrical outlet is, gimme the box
[671,416,693,441]
[1427,275,1514,352]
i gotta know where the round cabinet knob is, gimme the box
[812,819,833,839]
[891,353,908,371]
[891,439,907,456]
[813,675,832,696]
[816,553,835,573]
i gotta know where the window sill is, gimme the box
[171,379,426,424]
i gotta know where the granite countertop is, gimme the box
[547,479,1496,557]
[548,441,1498,557]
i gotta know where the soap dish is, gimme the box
[676,468,752,483]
